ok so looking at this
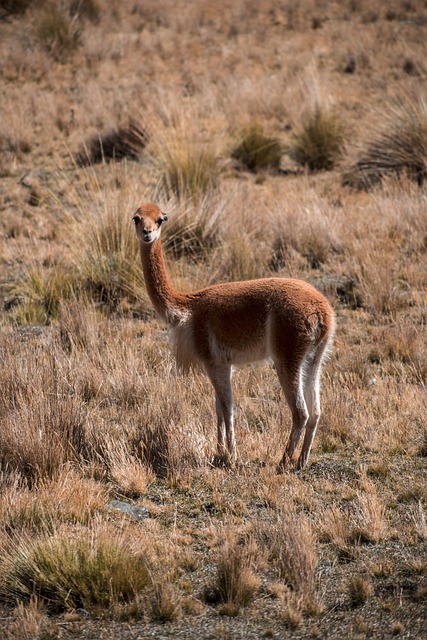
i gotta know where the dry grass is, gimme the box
[3,598,50,640]
[0,0,426,637]
[231,122,282,173]
[347,571,373,607]
[0,524,152,612]
[204,531,260,614]
[345,96,427,189]
[288,105,346,172]
[77,120,148,166]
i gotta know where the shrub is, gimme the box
[344,97,427,188]
[231,123,282,172]
[288,106,345,171]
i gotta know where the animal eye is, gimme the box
[133,215,141,225]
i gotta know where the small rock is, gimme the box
[107,500,150,522]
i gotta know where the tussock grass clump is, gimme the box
[0,526,151,612]
[31,1,82,61]
[345,97,427,189]
[2,0,100,20]
[350,484,388,544]
[319,506,358,563]
[57,298,101,352]
[349,243,408,317]
[0,0,34,17]
[68,0,100,23]
[0,473,107,536]
[347,571,373,607]
[151,111,221,202]
[158,140,220,202]
[0,346,89,484]
[149,581,181,622]
[204,534,259,613]
[280,592,304,629]
[263,511,320,613]
[126,413,205,480]
[77,121,148,166]
[216,234,271,282]
[162,197,222,259]
[0,391,88,484]
[231,123,282,172]
[71,186,147,314]
[4,597,50,640]
[288,106,345,172]
[100,437,156,497]
[10,266,75,325]
[408,503,427,541]
[271,199,342,271]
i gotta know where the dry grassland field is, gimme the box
[1,0,427,638]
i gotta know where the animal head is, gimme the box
[132,202,168,244]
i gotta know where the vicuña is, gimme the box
[133,202,335,470]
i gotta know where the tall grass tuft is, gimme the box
[0,0,34,16]
[10,266,75,325]
[0,525,151,612]
[151,110,221,202]
[288,106,345,171]
[149,581,181,622]
[347,571,373,607]
[158,140,220,202]
[0,345,89,484]
[263,511,320,614]
[68,170,149,315]
[231,123,282,172]
[3,597,49,640]
[204,533,259,613]
[344,97,427,189]
[31,1,82,61]
[162,197,222,259]
[77,120,148,166]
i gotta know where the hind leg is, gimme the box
[297,365,321,470]
[275,361,309,470]
[297,343,328,469]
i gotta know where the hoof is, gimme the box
[296,456,308,471]
[276,456,297,474]
[210,453,234,469]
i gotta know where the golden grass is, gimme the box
[0,523,152,612]
[0,0,426,637]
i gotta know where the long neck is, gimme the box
[139,237,188,324]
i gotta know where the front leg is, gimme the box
[206,364,236,466]
[214,395,227,464]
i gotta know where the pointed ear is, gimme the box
[157,212,168,225]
